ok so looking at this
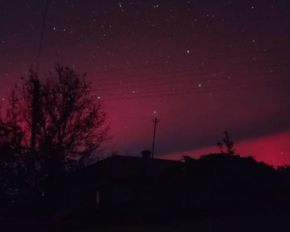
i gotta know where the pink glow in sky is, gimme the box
[1,1,290,166]
[163,132,290,167]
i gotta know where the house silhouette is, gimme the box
[53,153,182,223]
[46,152,290,224]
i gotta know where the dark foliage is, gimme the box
[0,63,110,216]
[177,148,290,217]
[217,130,235,155]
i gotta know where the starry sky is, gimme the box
[1,0,290,166]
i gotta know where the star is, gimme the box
[1,0,289,167]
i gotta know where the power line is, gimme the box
[90,46,290,76]
[105,106,153,120]
[0,61,288,103]
[36,0,50,73]
[81,66,290,101]
[0,56,287,94]
[106,110,152,121]
[93,56,290,84]
[107,113,151,121]
[88,66,289,98]
[102,77,290,101]
[1,47,285,91]
[93,61,290,92]
[105,75,289,119]
[29,0,50,188]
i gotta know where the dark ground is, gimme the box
[1,213,288,232]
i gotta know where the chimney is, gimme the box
[141,150,151,159]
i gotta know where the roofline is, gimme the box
[68,154,181,178]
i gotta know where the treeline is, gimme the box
[164,132,290,218]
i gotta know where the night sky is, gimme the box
[1,0,290,166]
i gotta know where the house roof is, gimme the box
[66,155,181,185]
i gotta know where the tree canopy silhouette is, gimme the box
[217,130,235,155]
[0,63,110,199]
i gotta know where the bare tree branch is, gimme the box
[1,63,111,183]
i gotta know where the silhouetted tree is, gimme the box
[181,155,195,163]
[0,91,28,206]
[217,130,235,155]
[0,63,111,201]
[277,164,290,172]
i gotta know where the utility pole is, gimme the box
[151,118,159,159]
[29,77,40,191]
